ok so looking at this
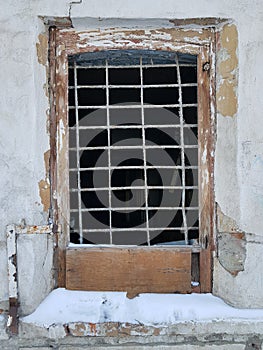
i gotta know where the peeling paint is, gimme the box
[36,33,48,66]
[38,150,50,213]
[217,24,238,117]
[6,226,17,299]
[59,27,214,56]
[58,119,66,152]
[53,25,215,289]
[38,179,50,213]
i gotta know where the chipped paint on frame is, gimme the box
[50,25,217,289]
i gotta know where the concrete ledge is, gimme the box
[0,319,261,349]
[19,319,263,342]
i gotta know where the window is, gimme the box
[68,50,199,247]
[50,26,215,295]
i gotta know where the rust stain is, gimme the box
[89,322,97,335]
[38,150,50,212]
[232,232,245,240]
[217,24,238,117]
[15,224,52,234]
[36,33,48,66]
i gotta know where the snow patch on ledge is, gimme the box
[21,288,263,328]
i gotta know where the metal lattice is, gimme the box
[68,50,199,246]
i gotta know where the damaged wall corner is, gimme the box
[216,205,246,276]
[213,205,263,308]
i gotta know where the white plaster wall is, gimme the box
[0,0,263,308]
[0,0,70,304]
[17,234,54,315]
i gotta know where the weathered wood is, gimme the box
[198,44,215,251]
[66,247,192,295]
[49,26,69,288]
[199,248,212,293]
[197,42,215,293]
[51,27,216,293]
[8,298,18,335]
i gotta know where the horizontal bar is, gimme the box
[69,145,198,151]
[68,103,198,109]
[69,124,198,130]
[69,165,199,171]
[69,63,197,69]
[70,206,199,212]
[71,227,199,232]
[69,83,197,89]
[70,186,198,192]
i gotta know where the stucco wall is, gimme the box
[0,0,263,313]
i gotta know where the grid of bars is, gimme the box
[68,51,199,246]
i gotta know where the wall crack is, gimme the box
[69,0,83,19]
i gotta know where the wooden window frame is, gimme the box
[49,25,215,295]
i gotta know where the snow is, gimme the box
[21,288,263,327]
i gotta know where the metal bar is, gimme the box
[73,227,199,232]
[69,124,198,130]
[70,186,198,192]
[69,145,198,151]
[74,61,83,243]
[69,63,197,69]
[69,54,199,246]
[69,83,197,89]
[69,165,199,171]
[176,55,189,244]
[70,206,199,212]
[140,57,150,245]
[105,60,113,244]
[69,103,198,109]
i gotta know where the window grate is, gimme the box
[68,50,199,246]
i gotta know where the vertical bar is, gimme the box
[105,61,112,244]
[140,57,150,245]
[175,54,188,244]
[74,61,83,243]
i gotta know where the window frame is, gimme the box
[49,25,215,294]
